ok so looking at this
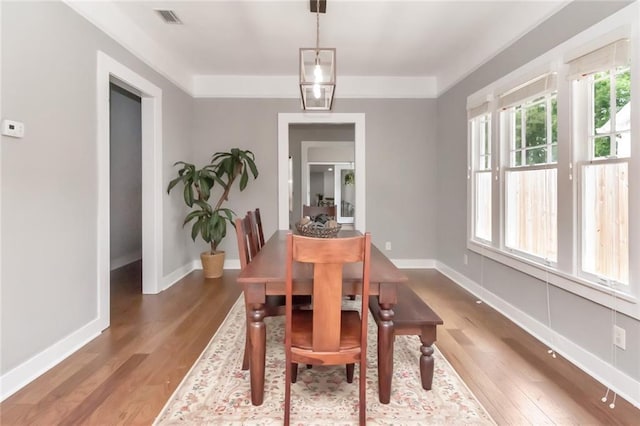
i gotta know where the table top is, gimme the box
[237,230,408,284]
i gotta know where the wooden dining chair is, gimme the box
[302,204,337,219]
[236,213,281,370]
[248,208,265,249]
[236,213,310,371]
[284,232,371,426]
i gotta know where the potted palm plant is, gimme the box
[167,148,258,278]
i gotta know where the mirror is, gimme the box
[306,163,355,224]
[295,137,354,229]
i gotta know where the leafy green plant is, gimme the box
[344,171,354,185]
[167,148,258,253]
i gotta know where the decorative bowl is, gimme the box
[295,220,341,238]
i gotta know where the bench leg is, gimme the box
[419,326,437,390]
[377,303,394,404]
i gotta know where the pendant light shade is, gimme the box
[299,48,336,110]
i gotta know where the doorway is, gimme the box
[277,113,366,231]
[97,51,163,331]
[109,83,142,273]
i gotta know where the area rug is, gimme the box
[154,297,495,425]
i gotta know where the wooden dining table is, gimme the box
[236,229,408,406]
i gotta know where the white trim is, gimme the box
[0,319,102,401]
[161,260,199,291]
[467,240,639,320]
[161,259,242,291]
[193,75,437,99]
[278,113,366,232]
[64,1,192,94]
[436,261,640,409]
[392,259,436,269]
[468,3,637,107]
[97,51,164,338]
[0,4,3,368]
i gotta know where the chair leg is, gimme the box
[346,363,355,383]
[285,360,292,426]
[359,361,366,425]
[291,363,298,383]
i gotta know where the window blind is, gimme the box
[567,39,630,80]
[467,101,490,119]
[498,73,557,110]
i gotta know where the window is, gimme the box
[469,110,492,242]
[501,74,558,262]
[571,39,631,285]
[466,7,638,315]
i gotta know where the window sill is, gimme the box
[467,240,639,320]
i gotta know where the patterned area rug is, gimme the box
[155,297,495,425]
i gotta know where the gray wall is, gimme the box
[192,98,438,260]
[435,0,639,381]
[1,1,194,375]
[109,84,142,270]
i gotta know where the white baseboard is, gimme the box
[0,318,103,402]
[391,258,435,269]
[161,258,241,291]
[435,261,640,409]
[110,250,142,270]
[162,260,199,291]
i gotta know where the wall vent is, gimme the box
[155,9,183,24]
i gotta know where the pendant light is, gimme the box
[299,0,336,110]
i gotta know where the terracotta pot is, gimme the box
[201,251,225,278]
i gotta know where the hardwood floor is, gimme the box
[1,263,638,424]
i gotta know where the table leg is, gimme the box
[248,302,266,406]
[377,302,394,404]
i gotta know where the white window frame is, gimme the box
[574,64,631,287]
[469,112,493,244]
[465,2,639,320]
[500,77,558,265]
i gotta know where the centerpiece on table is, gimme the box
[296,213,341,238]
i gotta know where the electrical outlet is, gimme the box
[613,325,626,350]
[464,254,468,265]
[385,241,391,251]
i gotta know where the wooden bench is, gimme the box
[369,284,443,400]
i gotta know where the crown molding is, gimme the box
[193,75,437,99]
[65,1,438,99]
[63,0,194,95]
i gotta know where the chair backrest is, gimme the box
[235,213,260,270]
[285,233,371,352]
[302,205,337,219]
[249,208,265,249]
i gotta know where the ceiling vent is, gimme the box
[155,9,183,24]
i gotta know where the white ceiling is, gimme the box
[65,0,569,97]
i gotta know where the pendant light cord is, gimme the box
[316,0,320,56]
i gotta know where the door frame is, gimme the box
[97,51,163,331]
[333,163,355,224]
[277,113,365,231]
